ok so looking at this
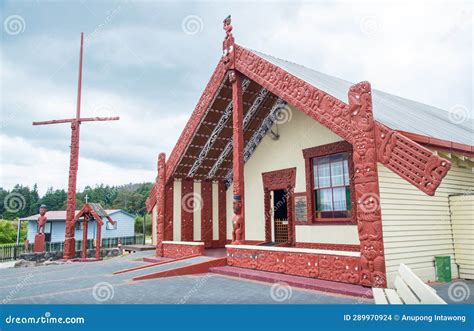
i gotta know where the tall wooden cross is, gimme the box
[33,32,119,259]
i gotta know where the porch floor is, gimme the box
[209,266,373,299]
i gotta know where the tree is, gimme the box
[134,214,152,236]
[112,190,143,214]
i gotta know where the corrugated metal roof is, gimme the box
[248,48,473,146]
[21,209,121,221]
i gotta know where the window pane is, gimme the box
[331,161,344,186]
[343,160,349,185]
[329,154,344,162]
[317,162,331,188]
[319,189,333,211]
[333,187,346,211]
[346,187,351,210]
[314,190,319,211]
[313,164,318,188]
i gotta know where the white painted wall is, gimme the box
[26,210,135,243]
[449,194,474,280]
[378,159,474,286]
[226,106,359,244]
[193,181,201,241]
[173,179,182,242]
[152,205,157,245]
[212,182,219,240]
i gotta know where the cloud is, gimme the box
[1,0,471,194]
[0,135,155,195]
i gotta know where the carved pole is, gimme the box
[222,16,245,245]
[31,33,119,259]
[63,33,84,259]
[81,216,88,259]
[95,221,102,260]
[156,153,166,256]
[230,70,245,244]
[348,82,387,288]
[264,188,271,243]
[287,187,295,246]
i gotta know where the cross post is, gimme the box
[33,32,119,259]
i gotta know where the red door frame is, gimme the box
[262,168,297,245]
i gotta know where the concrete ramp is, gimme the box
[132,257,227,281]
[113,255,196,275]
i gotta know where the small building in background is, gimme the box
[21,209,135,243]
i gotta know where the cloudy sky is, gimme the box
[1,0,472,195]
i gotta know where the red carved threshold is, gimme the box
[227,247,360,285]
[132,257,227,281]
[162,242,204,259]
[210,266,372,298]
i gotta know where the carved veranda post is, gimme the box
[223,16,245,244]
[348,82,387,288]
[156,153,166,256]
[263,188,271,243]
[230,70,245,244]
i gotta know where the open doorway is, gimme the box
[262,168,296,246]
[273,189,288,243]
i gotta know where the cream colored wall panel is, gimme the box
[152,205,157,245]
[236,106,360,243]
[295,225,359,244]
[379,161,474,286]
[193,181,201,241]
[450,194,474,279]
[212,182,219,241]
[173,180,182,241]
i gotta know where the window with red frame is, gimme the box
[312,152,351,221]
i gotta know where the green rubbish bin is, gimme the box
[435,256,452,282]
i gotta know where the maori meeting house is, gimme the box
[145,17,473,288]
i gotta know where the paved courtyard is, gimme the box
[0,252,372,304]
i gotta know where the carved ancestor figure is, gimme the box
[231,198,244,243]
[36,204,48,234]
[222,15,235,69]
